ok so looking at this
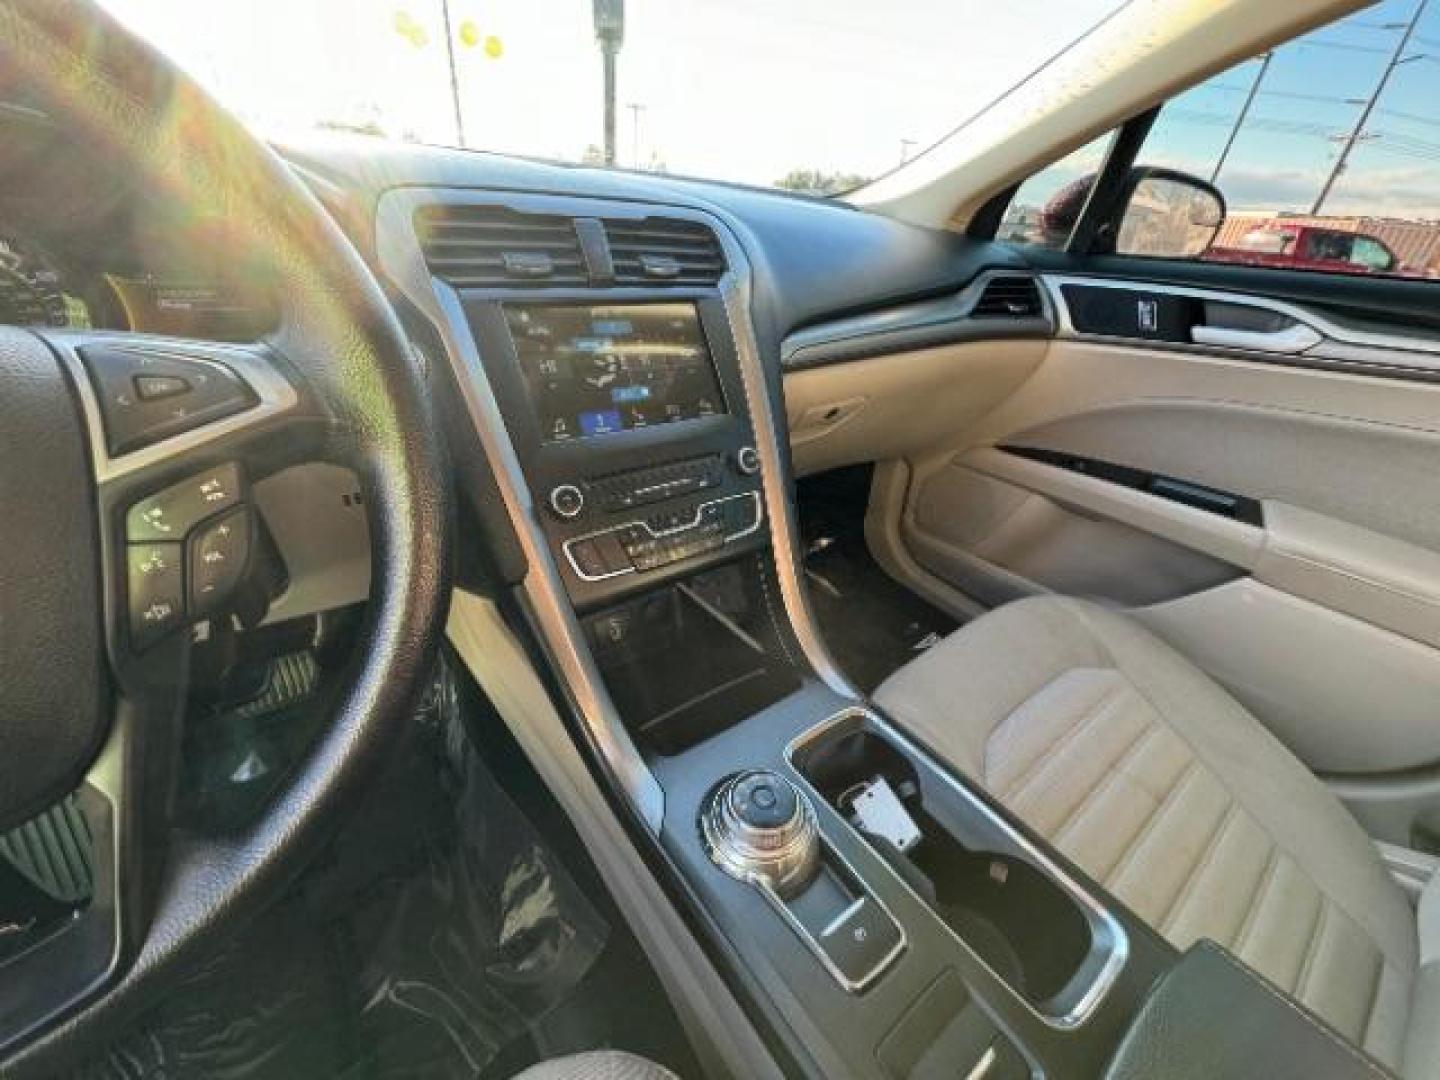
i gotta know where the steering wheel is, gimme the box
[0,2,449,1071]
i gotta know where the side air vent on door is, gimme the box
[415,205,588,288]
[602,216,727,285]
[970,275,1044,319]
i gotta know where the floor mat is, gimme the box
[71,657,616,1080]
[798,466,960,693]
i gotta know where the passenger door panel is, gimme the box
[893,276,1440,843]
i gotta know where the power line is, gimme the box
[1298,37,1393,54]
[1314,0,1432,213]
[1376,105,1440,128]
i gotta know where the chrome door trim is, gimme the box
[1043,273,1440,376]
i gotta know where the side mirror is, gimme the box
[1114,167,1226,258]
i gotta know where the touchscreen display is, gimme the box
[507,302,724,443]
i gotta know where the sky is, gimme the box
[1017,0,1440,221]
[97,0,1121,188]
[1149,0,1440,219]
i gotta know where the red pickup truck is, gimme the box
[1203,221,1400,275]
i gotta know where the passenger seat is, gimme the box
[874,595,1436,1075]
[514,1050,678,1080]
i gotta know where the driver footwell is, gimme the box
[69,653,695,1079]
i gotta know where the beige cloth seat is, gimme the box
[874,596,1435,1076]
[513,1051,678,1080]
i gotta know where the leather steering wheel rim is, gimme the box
[0,1,449,1071]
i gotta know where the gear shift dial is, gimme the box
[701,770,820,898]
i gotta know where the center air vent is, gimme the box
[603,216,726,285]
[971,275,1044,319]
[416,205,587,288]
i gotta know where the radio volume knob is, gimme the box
[549,484,585,519]
[736,446,761,476]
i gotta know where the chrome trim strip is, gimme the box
[1042,273,1440,375]
[780,267,1053,368]
[47,333,299,485]
[375,187,668,832]
[716,248,859,699]
[964,1047,998,1080]
[785,706,1130,1030]
[561,491,763,583]
[376,185,864,833]
[753,857,908,994]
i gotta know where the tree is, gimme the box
[775,168,871,196]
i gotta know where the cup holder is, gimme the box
[789,711,1126,1023]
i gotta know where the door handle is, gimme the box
[1191,323,1322,354]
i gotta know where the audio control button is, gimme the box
[549,484,585,519]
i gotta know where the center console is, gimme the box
[380,188,1195,1079]
[463,292,768,611]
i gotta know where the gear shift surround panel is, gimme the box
[700,769,905,991]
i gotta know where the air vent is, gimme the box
[970,275,1043,319]
[603,216,726,285]
[416,205,587,288]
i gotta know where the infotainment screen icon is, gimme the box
[506,301,725,443]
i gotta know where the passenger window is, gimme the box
[1131,1,1440,281]
[998,132,1118,251]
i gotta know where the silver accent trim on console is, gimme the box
[785,706,1130,1030]
[1043,273,1440,376]
[562,491,763,583]
[376,186,865,832]
[751,854,908,994]
[376,187,670,832]
[718,251,860,699]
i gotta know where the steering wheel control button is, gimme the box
[736,445,761,475]
[549,483,585,519]
[79,344,258,455]
[189,507,252,617]
[126,462,243,542]
[133,373,191,401]
[127,542,186,647]
[702,770,820,899]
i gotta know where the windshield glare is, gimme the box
[99,0,1121,195]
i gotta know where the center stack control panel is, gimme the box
[451,209,771,610]
[550,451,763,586]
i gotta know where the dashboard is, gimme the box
[0,223,277,340]
[0,105,278,342]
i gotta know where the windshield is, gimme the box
[99,0,1121,195]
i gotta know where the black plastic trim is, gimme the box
[1000,445,1265,527]
[780,271,1053,372]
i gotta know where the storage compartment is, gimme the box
[790,710,1127,1023]
[588,557,801,754]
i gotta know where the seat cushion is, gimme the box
[512,1050,679,1080]
[875,596,1417,1070]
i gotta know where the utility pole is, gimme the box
[438,0,466,147]
[593,0,625,166]
[1312,0,1430,214]
[627,102,646,168]
[1211,50,1273,184]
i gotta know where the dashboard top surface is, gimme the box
[277,135,1027,342]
